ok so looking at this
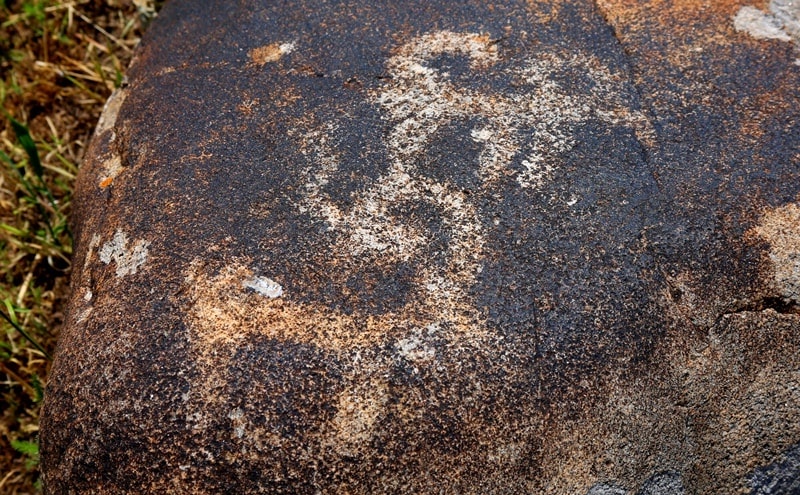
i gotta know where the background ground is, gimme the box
[1,1,157,492]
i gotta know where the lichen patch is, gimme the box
[99,154,124,188]
[248,42,295,65]
[98,230,151,278]
[735,6,793,42]
[228,407,246,439]
[396,325,438,363]
[95,88,127,136]
[751,202,800,304]
[92,89,128,188]
[242,276,283,298]
[735,1,800,62]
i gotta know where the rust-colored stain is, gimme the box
[40,0,800,493]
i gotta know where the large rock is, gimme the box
[41,0,800,493]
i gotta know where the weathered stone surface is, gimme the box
[40,0,800,493]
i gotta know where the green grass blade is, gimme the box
[9,118,43,179]
[0,223,29,237]
[31,374,44,403]
[0,305,52,361]
[0,148,14,167]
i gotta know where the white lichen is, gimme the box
[278,42,296,57]
[95,88,127,136]
[396,325,437,362]
[228,407,246,439]
[243,276,284,298]
[735,6,791,41]
[98,230,150,277]
[735,0,800,62]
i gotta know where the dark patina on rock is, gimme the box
[41,0,800,493]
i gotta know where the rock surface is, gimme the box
[40,0,800,493]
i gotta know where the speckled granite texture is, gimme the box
[41,0,800,493]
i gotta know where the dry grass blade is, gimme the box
[0,1,160,492]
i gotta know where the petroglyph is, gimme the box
[181,32,657,466]
[185,259,482,350]
[99,230,150,278]
[373,31,654,188]
[297,30,653,344]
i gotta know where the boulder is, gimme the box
[41,0,800,493]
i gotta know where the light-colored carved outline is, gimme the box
[297,30,654,343]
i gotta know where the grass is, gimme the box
[1,1,158,492]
